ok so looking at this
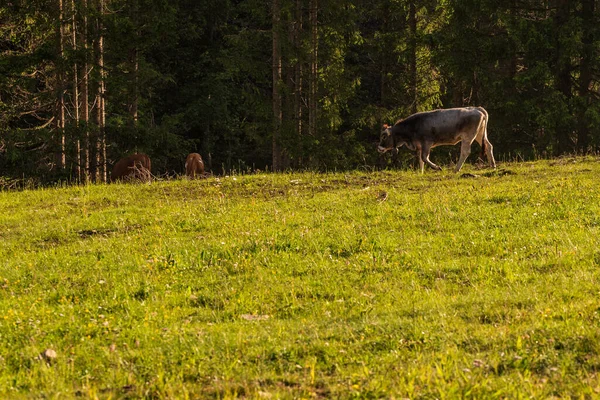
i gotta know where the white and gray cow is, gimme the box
[378,107,496,173]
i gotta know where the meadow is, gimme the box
[1,157,600,398]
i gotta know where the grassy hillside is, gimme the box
[1,158,600,398]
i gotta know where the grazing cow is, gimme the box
[185,153,204,178]
[378,107,496,173]
[110,153,152,182]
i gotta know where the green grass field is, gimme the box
[1,157,600,398]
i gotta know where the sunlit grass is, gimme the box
[1,157,600,398]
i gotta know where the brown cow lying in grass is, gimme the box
[110,153,152,183]
[185,153,205,179]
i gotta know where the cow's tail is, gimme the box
[477,107,488,161]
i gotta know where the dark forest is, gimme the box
[1,0,599,182]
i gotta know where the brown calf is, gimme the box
[111,153,152,183]
[185,153,204,178]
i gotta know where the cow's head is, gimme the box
[377,124,394,153]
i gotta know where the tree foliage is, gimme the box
[1,0,599,181]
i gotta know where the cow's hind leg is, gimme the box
[421,143,442,171]
[475,131,496,168]
[454,140,472,173]
[474,111,496,169]
[483,136,496,168]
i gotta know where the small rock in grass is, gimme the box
[39,349,57,363]
[376,191,388,202]
[240,314,270,321]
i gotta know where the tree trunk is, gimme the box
[95,0,107,182]
[380,2,389,109]
[72,0,81,182]
[57,0,66,171]
[308,0,318,140]
[272,0,283,171]
[408,1,417,114]
[577,0,594,153]
[82,0,90,183]
[294,0,303,168]
[131,0,139,134]
[132,48,139,127]
[203,123,212,172]
[554,0,573,155]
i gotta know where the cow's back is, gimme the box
[410,108,483,143]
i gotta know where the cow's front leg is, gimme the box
[415,143,425,173]
[421,143,442,171]
[454,140,472,172]
[417,152,425,173]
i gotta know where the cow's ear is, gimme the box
[382,123,388,129]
